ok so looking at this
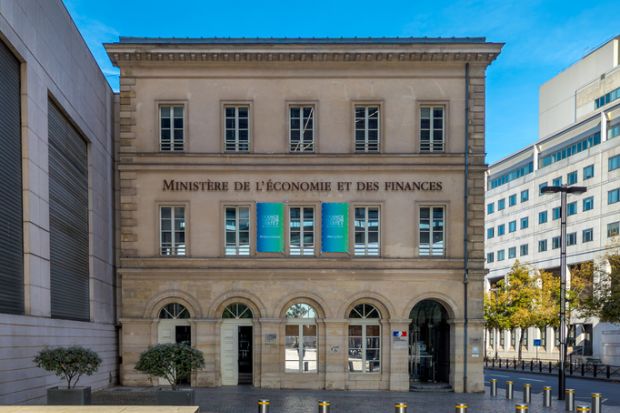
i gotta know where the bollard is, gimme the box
[543,386,552,408]
[523,383,532,404]
[576,407,590,412]
[490,379,497,397]
[318,400,331,413]
[455,403,468,413]
[565,389,575,412]
[394,402,408,413]
[506,381,514,400]
[591,393,601,413]
[516,404,529,412]
[258,399,270,413]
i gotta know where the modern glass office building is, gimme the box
[106,37,502,392]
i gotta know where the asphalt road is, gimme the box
[486,368,620,407]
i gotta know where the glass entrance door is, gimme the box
[409,300,450,384]
[238,326,252,384]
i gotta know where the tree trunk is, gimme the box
[518,329,525,361]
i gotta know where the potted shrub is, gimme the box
[33,346,101,405]
[135,342,205,405]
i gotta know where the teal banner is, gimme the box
[321,203,349,253]
[257,203,284,252]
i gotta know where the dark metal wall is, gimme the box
[48,101,90,321]
[0,40,23,315]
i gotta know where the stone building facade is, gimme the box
[0,0,116,404]
[106,37,502,392]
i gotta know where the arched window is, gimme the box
[348,304,381,373]
[222,303,253,319]
[285,303,317,372]
[159,303,190,319]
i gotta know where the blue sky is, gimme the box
[63,0,618,164]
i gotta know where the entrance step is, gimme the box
[409,382,453,392]
[238,372,252,385]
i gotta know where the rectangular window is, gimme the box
[289,105,315,152]
[540,132,601,168]
[520,217,529,230]
[583,196,594,211]
[552,176,562,187]
[608,221,620,238]
[419,207,444,256]
[583,164,594,180]
[487,227,495,239]
[509,194,517,207]
[520,244,528,256]
[419,106,444,152]
[354,105,380,152]
[499,331,505,348]
[348,324,380,373]
[508,247,516,259]
[489,330,495,348]
[355,206,380,256]
[160,206,186,256]
[610,155,620,171]
[225,206,250,256]
[523,329,529,350]
[510,329,516,348]
[497,250,505,261]
[497,199,506,210]
[487,252,494,263]
[520,190,529,203]
[567,171,578,185]
[489,161,533,189]
[285,324,317,372]
[160,105,184,151]
[224,105,250,152]
[552,236,561,249]
[583,228,593,243]
[539,182,548,195]
[608,188,620,205]
[610,124,620,140]
[497,224,505,236]
[552,206,561,220]
[538,239,547,252]
[487,202,495,214]
[289,207,315,256]
[541,329,547,348]
[567,232,577,246]
[567,201,577,216]
[539,211,548,224]
[554,327,560,348]
[508,220,517,233]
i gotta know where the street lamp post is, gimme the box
[541,184,587,400]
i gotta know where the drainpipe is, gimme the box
[463,62,470,393]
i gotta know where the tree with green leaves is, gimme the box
[578,254,620,323]
[135,343,205,390]
[33,346,101,389]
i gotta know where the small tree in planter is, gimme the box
[135,343,205,405]
[33,346,101,405]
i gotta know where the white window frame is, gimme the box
[284,304,318,373]
[418,206,445,256]
[159,104,185,152]
[224,206,250,256]
[160,206,186,256]
[354,206,380,256]
[354,105,380,153]
[289,206,315,256]
[419,105,445,152]
[347,304,381,373]
[224,105,250,152]
[289,105,315,152]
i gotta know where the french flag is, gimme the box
[393,331,408,337]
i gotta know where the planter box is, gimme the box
[156,388,195,405]
[47,386,91,405]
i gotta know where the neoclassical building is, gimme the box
[106,37,502,392]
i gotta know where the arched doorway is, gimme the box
[157,303,192,385]
[409,300,450,385]
[220,303,253,385]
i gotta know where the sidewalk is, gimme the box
[93,385,619,413]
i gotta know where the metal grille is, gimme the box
[0,40,23,314]
[48,101,90,321]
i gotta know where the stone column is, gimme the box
[324,319,347,390]
[388,319,410,391]
[258,318,282,388]
[195,318,218,386]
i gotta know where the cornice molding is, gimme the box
[106,45,502,66]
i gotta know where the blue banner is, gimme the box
[321,203,349,253]
[257,203,284,252]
